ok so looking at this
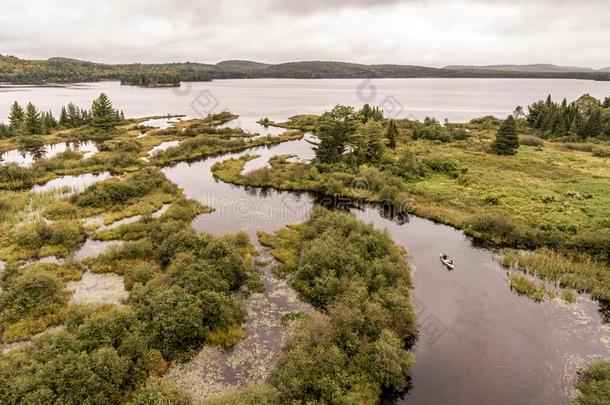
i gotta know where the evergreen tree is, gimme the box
[492,115,519,155]
[386,119,398,149]
[91,93,116,131]
[0,123,9,139]
[8,101,24,130]
[59,106,68,127]
[66,103,81,127]
[360,104,373,122]
[23,102,42,135]
[310,105,359,164]
[41,111,57,134]
[352,120,386,164]
[603,96,610,109]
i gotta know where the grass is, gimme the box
[574,361,610,405]
[44,167,182,225]
[508,273,547,302]
[501,248,610,305]
[151,130,304,165]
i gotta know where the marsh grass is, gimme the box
[508,273,547,302]
[503,248,610,303]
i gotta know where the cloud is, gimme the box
[0,0,608,68]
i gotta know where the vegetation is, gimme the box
[492,115,519,155]
[574,361,610,405]
[212,208,416,404]
[0,199,257,403]
[3,54,610,85]
[151,130,303,165]
[1,94,124,139]
[507,273,547,302]
[527,94,610,139]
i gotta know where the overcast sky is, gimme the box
[1,0,608,68]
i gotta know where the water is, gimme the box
[32,171,112,194]
[147,140,181,157]
[0,140,99,167]
[163,134,610,405]
[2,79,610,123]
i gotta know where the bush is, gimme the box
[519,135,544,147]
[129,377,191,405]
[262,208,417,403]
[0,268,67,326]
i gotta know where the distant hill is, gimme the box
[215,60,270,73]
[444,64,597,73]
[1,55,609,85]
[600,67,610,73]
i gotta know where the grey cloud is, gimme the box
[0,0,608,68]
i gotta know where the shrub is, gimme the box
[129,377,191,405]
[519,135,544,147]
[575,361,610,405]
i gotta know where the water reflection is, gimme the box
[0,140,100,167]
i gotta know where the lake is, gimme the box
[2,78,610,124]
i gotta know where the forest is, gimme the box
[2,54,610,85]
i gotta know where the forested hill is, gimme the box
[1,55,610,85]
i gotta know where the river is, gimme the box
[2,79,610,404]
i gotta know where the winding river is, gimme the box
[3,79,610,404]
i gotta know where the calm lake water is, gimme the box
[2,78,610,123]
[2,79,610,404]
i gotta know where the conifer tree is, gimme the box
[8,101,24,130]
[91,93,116,131]
[23,102,42,135]
[59,106,68,127]
[386,119,398,149]
[492,115,519,155]
[352,120,385,164]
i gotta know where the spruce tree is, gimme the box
[604,96,610,109]
[23,102,42,135]
[386,119,398,149]
[66,103,81,127]
[8,101,24,130]
[492,115,519,155]
[59,106,68,127]
[91,93,116,130]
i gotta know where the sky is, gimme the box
[1,0,608,68]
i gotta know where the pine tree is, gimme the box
[91,93,116,131]
[23,102,42,135]
[8,101,24,130]
[386,119,398,149]
[492,115,519,155]
[59,106,68,127]
[66,103,81,127]
[351,120,386,164]
[0,123,9,139]
[41,111,57,134]
[604,96,610,108]
[360,104,373,122]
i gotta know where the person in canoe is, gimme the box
[440,253,455,269]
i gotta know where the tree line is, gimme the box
[0,93,124,138]
[526,94,610,139]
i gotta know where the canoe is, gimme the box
[440,253,455,270]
